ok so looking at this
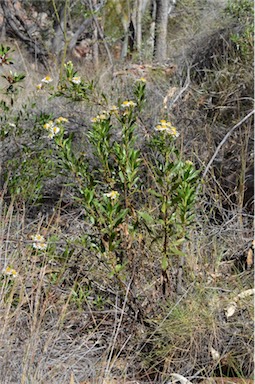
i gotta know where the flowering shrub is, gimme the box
[42,73,200,292]
[53,60,93,101]
[1,48,200,296]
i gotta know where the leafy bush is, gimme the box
[1,45,200,299]
[42,74,200,293]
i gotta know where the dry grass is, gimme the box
[1,191,253,383]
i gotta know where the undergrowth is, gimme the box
[0,2,254,381]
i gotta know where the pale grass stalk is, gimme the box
[0,278,19,336]
[39,277,87,360]
[104,279,132,380]
[2,199,14,268]
[14,41,32,83]
[21,266,51,384]
[0,197,16,336]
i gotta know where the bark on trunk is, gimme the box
[136,0,143,54]
[1,0,48,68]
[153,0,169,63]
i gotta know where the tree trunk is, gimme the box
[92,0,99,68]
[149,0,157,53]
[1,0,48,68]
[153,0,169,63]
[136,0,151,54]
[136,0,143,55]
[120,14,129,59]
[51,6,65,57]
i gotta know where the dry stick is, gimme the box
[202,110,254,179]
[162,65,191,115]
[169,373,192,384]
[169,65,191,107]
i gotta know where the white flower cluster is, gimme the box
[31,234,47,250]
[155,120,179,137]
[104,191,119,200]
[121,100,137,108]
[2,266,18,278]
[43,117,68,139]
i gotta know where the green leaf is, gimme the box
[172,238,185,246]
[162,256,168,271]
[112,208,129,228]
[161,201,167,214]
[149,189,162,198]
[170,247,185,257]
[115,264,123,273]
[119,170,125,183]
[138,211,154,224]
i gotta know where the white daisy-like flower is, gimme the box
[136,77,146,83]
[31,234,47,250]
[64,61,73,69]
[41,75,53,84]
[91,112,109,123]
[55,117,68,124]
[72,76,81,85]
[98,113,109,120]
[155,120,179,137]
[43,120,54,130]
[168,126,179,137]
[121,100,137,108]
[48,125,60,139]
[104,191,119,200]
[2,266,18,278]
[109,105,118,114]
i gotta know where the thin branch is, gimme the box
[202,110,254,178]
[170,65,190,107]
[68,17,93,51]
[87,0,113,67]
